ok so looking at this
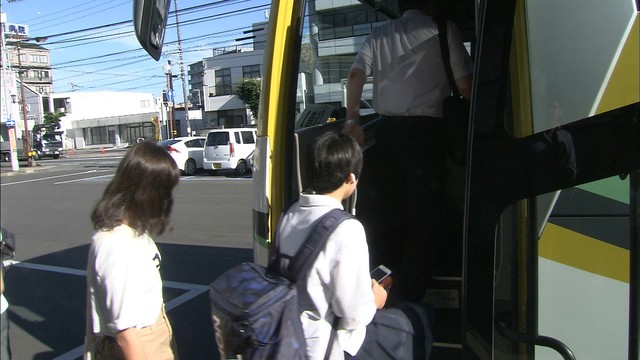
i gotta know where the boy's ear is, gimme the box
[346,173,357,184]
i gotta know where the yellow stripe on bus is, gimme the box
[595,14,639,115]
[539,223,629,283]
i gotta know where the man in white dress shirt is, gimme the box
[344,0,473,303]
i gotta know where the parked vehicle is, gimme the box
[159,136,206,176]
[33,131,65,160]
[246,150,255,173]
[203,128,256,176]
[1,125,65,161]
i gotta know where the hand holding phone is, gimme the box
[370,265,391,284]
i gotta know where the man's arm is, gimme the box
[344,67,366,144]
[116,327,148,360]
[455,74,472,99]
[346,67,366,119]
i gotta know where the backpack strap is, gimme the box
[288,208,351,359]
[437,20,461,98]
[289,208,353,283]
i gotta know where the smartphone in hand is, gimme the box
[370,265,391,284]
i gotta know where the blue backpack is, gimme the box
[209,209,352,360]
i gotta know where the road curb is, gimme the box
[1,164,57,176]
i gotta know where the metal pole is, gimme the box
[169,74,175,138]
[16,43,35,167]
[165,69,175,138]
[173,0,190,135]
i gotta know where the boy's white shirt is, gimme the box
[278,193,377,359]
[0,294,7,314]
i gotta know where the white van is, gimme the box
[203,128,257,175]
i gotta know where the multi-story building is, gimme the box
[4,40,53,97]
[305,0,385,109]
[189,21,267,128]
[1,15,51,155]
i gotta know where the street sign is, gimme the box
[6,119,15,127]
[166,89,174,102]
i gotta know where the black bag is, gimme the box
[209,209,352,360]
[0,227,16,261]
[438,20,470,165]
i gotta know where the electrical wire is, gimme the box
[8,0,275,93]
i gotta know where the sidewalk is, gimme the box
[0,146,129,176]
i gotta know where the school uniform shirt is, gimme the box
[0,294,7,314]
[351,9,473,118]
[278,194,377,359]
[87,224,164,336]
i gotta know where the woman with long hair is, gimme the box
[86,141,181,359]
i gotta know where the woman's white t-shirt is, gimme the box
[87,224,164,336]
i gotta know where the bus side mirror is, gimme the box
[133,0,170,61]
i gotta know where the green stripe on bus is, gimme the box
[576,176,630,204]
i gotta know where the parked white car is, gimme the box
[203,128,256,175]
[159,136,206,176]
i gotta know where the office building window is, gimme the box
[34,86,51,94]
[215,68,232,95]
[317,8,388,41]
[29,54,48,64]
[243,65,260,78]
[84,126,110,145]
[318,56,353,83]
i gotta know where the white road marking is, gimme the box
[55,174,114,184]
[11,261,210,360]
[0,170,110,186]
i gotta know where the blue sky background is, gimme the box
[2,0,270,103]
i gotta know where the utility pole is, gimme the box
[163,61,176,138]
[16,42,35,167]
[173,0,190,135]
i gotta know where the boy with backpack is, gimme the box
[274,132,432,359]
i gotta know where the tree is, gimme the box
[42,111,65,130]
[236,78,261,120]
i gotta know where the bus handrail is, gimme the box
[496,322,576,360]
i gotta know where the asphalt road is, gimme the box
[1,150,254,359]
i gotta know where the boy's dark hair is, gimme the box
[306,132,362,194]
[399,0,435,13]
[91,141,181,237]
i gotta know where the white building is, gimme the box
[50,91,158,149]
[189,22,267,128]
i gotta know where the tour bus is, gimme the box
[134,0,639,358]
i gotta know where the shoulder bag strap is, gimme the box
[437,20,461,97]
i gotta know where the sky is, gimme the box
[1,0,270,103]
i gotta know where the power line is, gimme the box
[14,0,104,24]
[18,0,249,42]
[28,0,131,32]
[9,0,272,94]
